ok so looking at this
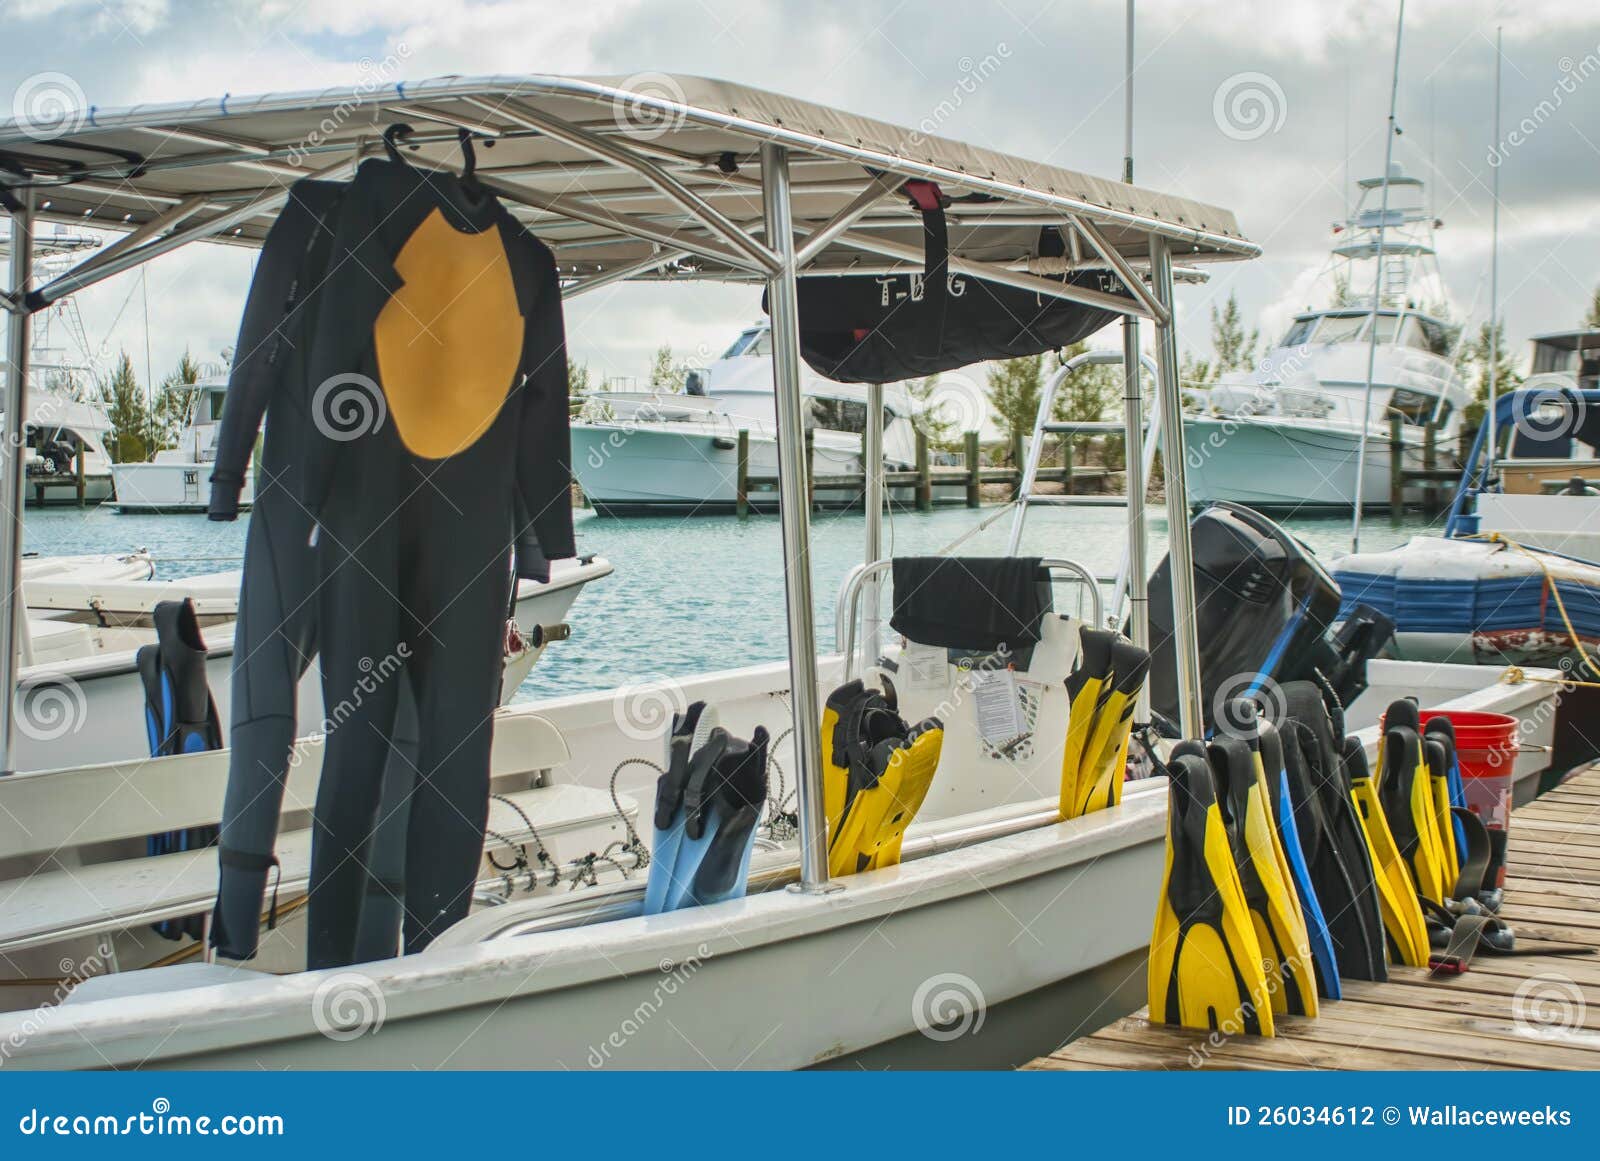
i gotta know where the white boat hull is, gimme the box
[110,462,255,513]
[1183,416,1426,511]
[9,557,612,772]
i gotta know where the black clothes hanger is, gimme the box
[457,129,479,190]
[382,123,415,165]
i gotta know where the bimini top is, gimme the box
[0,73,1256,284]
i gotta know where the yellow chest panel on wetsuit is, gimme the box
[373,208,524,460]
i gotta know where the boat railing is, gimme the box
[833,557,1104,681]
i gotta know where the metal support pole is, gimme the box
[1351,0,1406,552]
[1487,25,1503,474]
[862,381,885,675]
[0,190,35,774]
[761,143,836,895]
[1120,316,1148,652]
[1149,235,1204,739]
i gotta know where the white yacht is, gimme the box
[1185,167,1469,511]
[109,374,254,512]
[570,322,950,514]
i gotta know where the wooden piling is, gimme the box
[804,428,815,508]
[1422,423,1438,514]
[964,431,981,508]
[1389,413,1404,520]
[1010,432,1025,501]
[735,429,750,517]
[75,445,85,507]
[915,430,932,512]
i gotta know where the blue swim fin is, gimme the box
[1261,720,1341,1000]
[665,726,769,911]
[644,702,721,916]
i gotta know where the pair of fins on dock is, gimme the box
[644,681,946,914]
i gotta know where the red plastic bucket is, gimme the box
[1420,709,1518,887]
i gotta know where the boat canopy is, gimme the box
[0,73,1254,308]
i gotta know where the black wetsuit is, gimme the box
[300,158,573,967]
[208,178,417,963]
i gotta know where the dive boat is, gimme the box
[1184,168,1469,511]
[109,375,254,513]
[0,72,1571,1076]
[8,555,614,773]
[570,322,962,514]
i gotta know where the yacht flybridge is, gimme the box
[0,75,1562,1071]
[1186,167,1469,511]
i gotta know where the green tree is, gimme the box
[1210,292,1259,375]
[1456,321,1523,431]
[151,350,203,450]
[904,374,960,451]
[567,358,592,397]
[648,344,680,392]
[98,352,150,463]
[1585,284,1600,330]
[985,353,1046,458]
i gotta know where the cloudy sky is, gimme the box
[3,0,1597,392]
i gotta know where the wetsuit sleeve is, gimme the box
[208,182,327,520]
[514,247,576,560]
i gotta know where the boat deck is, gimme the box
[1028,764,1600,1071]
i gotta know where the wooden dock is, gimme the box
[1030,764,1600,1071]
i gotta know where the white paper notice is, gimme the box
[902,641,948,694]
[970,668,1023,746]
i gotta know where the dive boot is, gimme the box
[1149,744,1274,1036]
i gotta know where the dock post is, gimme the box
[804,428,815,508]
[1423,423,1438,514]
[1010,432,1025,500]
[964,430,980,508]
[1062,435,1075,494]
[736,429,749,517]
[75,445,85,507]
[915,429,932,511]
[1389,413,1404,521]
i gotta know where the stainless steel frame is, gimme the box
[0,189,33,774]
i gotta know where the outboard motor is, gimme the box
[1147,503,1391,733]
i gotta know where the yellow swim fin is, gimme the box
[1424,735,1460,890]
[1059,628,1116,819]
[1210,733,1318,1019]
[1072,640,1150,817]
[1345,740,1430,966]
[1376,724,1448,904]
[1149,744,1274,1037]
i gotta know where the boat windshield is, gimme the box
[1281,312,1409,348]
[719,329,771,359]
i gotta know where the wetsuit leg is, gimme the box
[399,480,515,952]
[352,697,418,963]
[306,510,407,970]
[213,493,317,960]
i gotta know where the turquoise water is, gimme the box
[22,502,1443,702]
